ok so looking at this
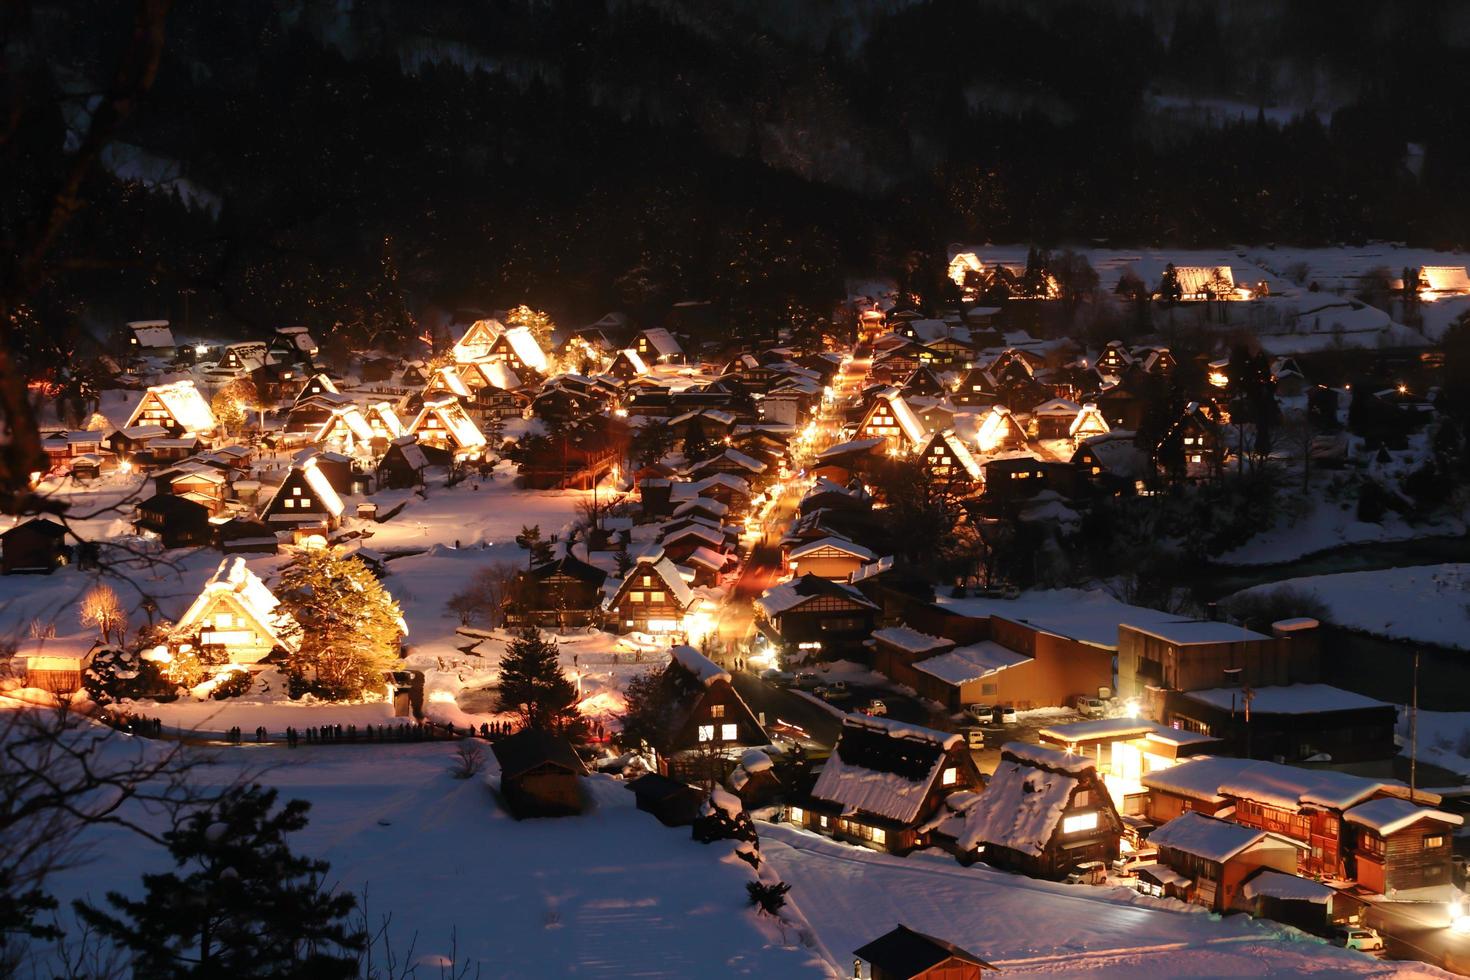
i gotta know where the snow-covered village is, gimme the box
[7,4,1470,978]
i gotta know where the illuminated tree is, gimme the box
[210,388,246,436]
[277,550,404,701]
[78,583,125,646]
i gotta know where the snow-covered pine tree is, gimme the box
[494,626,578,732]
[75,784,363,978]
[277,549,404,701]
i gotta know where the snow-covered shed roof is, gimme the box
[1180,684,1390,716]
[1241,870,1335,904]
[669,645,731,688]
[955,742,1090,854]
[912,642,1029,686]
[870,625,952,655]
[1033,398,1082,417]
[1148,811,1293,864]
[811,715,961,824]
[1343,797,1462,836]
[684,546,727,572]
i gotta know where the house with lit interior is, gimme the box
[658,645,767,759]
[603,554,696,635]
[124,380,216,437]
[934,742,1121,879]
[260,453,345,532]
[484,325,549,376]
[789,715,982,854]
[408,396,487,460]
[167,556,299,664]
[856,389,928,452]
[755,573,879,659]
[451,317,504,363]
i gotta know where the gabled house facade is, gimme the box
[168,556,298,664]
[260,454,345,531]
[603,555,696,635]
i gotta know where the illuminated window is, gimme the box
[214,612,234,629]
[942,767,957,786]
[1074,790,1090,807]
[1062,811,1099,834]
[629,591,644,603]
[292,486,302,495]
[819,815,829,829]
[872,827,886,845]
[697,725,714,742]
[283,498,294,508]
[789,806,804,824]
[721,724,738,741]
[710,704,725,718]
[642,575,652,586]
[651,591,665,602]
[1425,835,1446,849]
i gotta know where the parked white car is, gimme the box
[1338,927,1384,953]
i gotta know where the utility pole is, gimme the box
[1410,650,1420,802]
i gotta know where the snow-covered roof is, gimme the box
[812,716,961,824]
[870,625,952,655]
[126,380,216,432]
[500,325,549,373]
[923,429,982,480]
[1180,684,1390,716]
[801,476,871,505]
[366,401,405,438]
[451,317,503,362]
[756,575,876,618]
[661,523,725,548]
[1142,756,1410,811]
[688,448,767,475]
[1121,619,1270,645]
[1148,811,1289,864]
[386,435,430,471]
[614,348,650,375]
[410,397,487,452]
[313,404,374,446]
[619,554,695,609]
[1039,717,1219,747]
[955,743,1088,854]
[1241,870,1334,904]
[973,405,1026,452]
[1343,798,1462,836]
[817,437,883,461]
[912,642,1029,686]
[669,644,731,688]
[640,328,683,358]
[789,536,877,562]
[1033,398,1082,417]
[1069,404,1110,439]
[173,557,299,652]
[685,546,727,572]
[429,365,473,398]
[876,390,928,445]
[128,320,174,347]
[672,497,729,518]
[849,555,895,584]
[266,454,346,519]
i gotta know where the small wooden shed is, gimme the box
[491,729,588,819]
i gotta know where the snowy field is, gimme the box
[1399,708,1470,781]
[1229,564,1470,649]
[760,824,1444,978]
[35,738,827,978]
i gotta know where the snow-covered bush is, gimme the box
[209,668,253,701]
[692,786,759,868]
[81,648,157,704]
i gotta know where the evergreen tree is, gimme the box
[614,541,635,577]
[514,524,553,568]
[495,627,579,731]
[277,550,404,701]
[618,667,679,759]
[1158,264,1183,306]
[75,785,363,979]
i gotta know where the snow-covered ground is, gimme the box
[760,823,1442,977]
[1215,494,1465,568]
[1228,564,1470,650]
[35,738,828,977]
[1399,708,1470,782]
